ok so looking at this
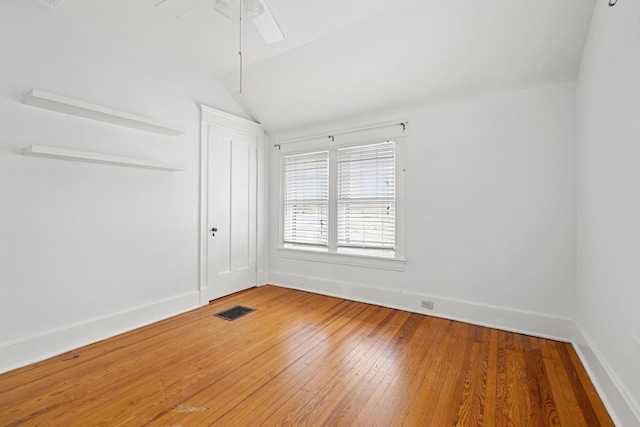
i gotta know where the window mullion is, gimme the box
[328,148,338,253]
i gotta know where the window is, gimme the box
[337,141,395,255]
[278,122,406,270]
[283,151,329,247]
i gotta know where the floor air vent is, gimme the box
[215,305,256,321]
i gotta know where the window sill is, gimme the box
[277,247,406,271]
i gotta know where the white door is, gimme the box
[205,125,257,301]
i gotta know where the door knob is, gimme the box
[211,227,218,236]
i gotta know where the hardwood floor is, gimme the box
[0,285,613,426]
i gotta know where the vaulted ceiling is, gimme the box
[54,0,596,133]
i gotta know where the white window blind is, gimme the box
[283,151,329,247]
[337,141,395,251]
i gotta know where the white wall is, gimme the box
[575,0,640,424]
[268,81,577,340]
[2,1,636,423]
[0,0,249,373]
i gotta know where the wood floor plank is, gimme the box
[565,342,615,426]
[396,318,458,425]
[288,310,406,425]
[187,300,372,424]
[495,329,510,427]
[385,317,448,425]
[339,313,433,427]
[156,294,356,425]
[300,311,418,426]
[524,347,561,427]
[556,343,603,427]
[424,322,474,426]
[483,328,499,425]
[71,288,327,426]
[219,305,394,426]
[539,338,579,427]
[0,286,614,426]
[454,326,489,426]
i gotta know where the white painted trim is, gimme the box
[572,322,640,427]
[22,145,184,171]
[199,106,265,304]
[268,272,574,342]
[200,105,262,136]
[198,119,210,306]
[0,291,199,375]
[277,247,406,271]
[394,136,406,260]
[256,131,268,285]
[23,89,184,136]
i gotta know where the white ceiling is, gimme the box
[55,0,596,133]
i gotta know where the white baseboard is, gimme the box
[572,322,640,427]
[268,271,574,342]
[0,291,200,375]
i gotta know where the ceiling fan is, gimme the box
[211,0,284,93]
[212,0,284,44]
[157,0,284,92]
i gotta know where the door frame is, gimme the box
[199,105,266,305]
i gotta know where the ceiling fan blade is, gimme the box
[212,0,284,44]
[251,0,284,44]
[212,0,234,19]
[155,0,201,18]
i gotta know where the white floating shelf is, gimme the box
[22,89,185,136]
[22,145,185,172]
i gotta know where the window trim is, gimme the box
[277,246,407,271]
[277,123,406,270]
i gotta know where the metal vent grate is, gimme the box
[214,305,256,321]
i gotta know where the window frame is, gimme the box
[277,125,406,271]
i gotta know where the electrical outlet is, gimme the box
[420,300,434,310]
